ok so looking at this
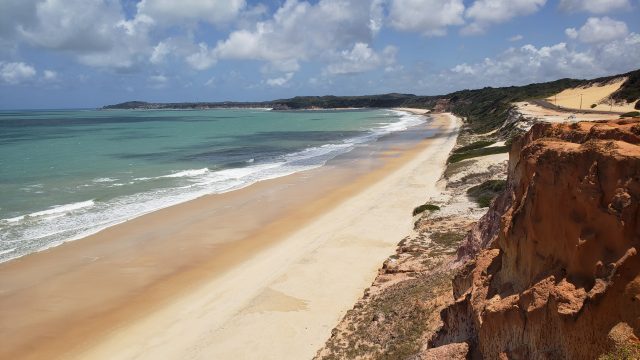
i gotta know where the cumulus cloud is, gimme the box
[135,0,245,26]
[17,0,125,52]
[442,32,640,90]
[185,43,217,70]
[0,61,36,84]
[462,0,547,35]
[4,0,153,70]
[150,41,172,64]
[388,0,465,36]
[42,69,57,81]
[324,43,397,75]
[266,72,294,87]
[214,0,383,75]
[559,0,631,14]
[565,17,628,44]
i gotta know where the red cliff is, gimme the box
[430,119,640,359]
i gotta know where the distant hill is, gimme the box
[103,68,640,134]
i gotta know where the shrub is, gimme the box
[412,203,440,216]
[467,180,507,207]
[453,140,496,154]
[447,146,509,164]
[620,111,640,118]
[590,103,597,108]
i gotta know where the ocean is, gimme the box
[0,108,426,262]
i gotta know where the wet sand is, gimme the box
[0,111,459,360]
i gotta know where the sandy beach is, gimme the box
[0,110,459,360]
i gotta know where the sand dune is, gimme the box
[546,77,637,112]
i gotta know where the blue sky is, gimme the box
[0,0,639,109]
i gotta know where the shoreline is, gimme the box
[0,110,458,359]
[0,108,423,264]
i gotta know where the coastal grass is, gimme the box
[412,203,440,216]
[318,272,452,360]
[453,140,496,154]
[447,145,509,164]
[467,179,507,207]
[620,111,640,118]
[429,231,467,256]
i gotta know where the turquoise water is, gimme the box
[0,108,425,262]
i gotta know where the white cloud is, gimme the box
[565,28,579,39]
[388,0,465,36]
[462,0,546,35]
[9,0,153,70]
[266,72,294,87]
[441,32,640,91]
[509,34,524,42]
[369,0,385,35]
[565,17,628,44]
[559,0,631,14]
[150,41,172,64]
[148,74,168,88]
[1,0,247,71]
[43,69,57,81]
[324,43,397,75]
[204,76,215,87]
[214,0,382,76]
[18,0,124,52]
[185,43,217,70]
[0,61,36,84]
[136,0,245,26]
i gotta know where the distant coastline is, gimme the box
[102,69,639,134]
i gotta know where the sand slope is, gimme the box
[546,77,637,112]
[514,101,621,123]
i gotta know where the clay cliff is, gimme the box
[429,119,640,359]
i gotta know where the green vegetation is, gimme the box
[444,78,588,133]
[319,272,452,360]
[447,145,509,164]
[429,231,466,256]
[620,111,640,118]
[467,179,507,207]
[598,342,640,360]
[412,203,440,216]
[103,69,640,131]
[591,103,597,108]
[440,68,640,132]
[273,93,430,109]
[610,70,640,109]
[453,140,496,153]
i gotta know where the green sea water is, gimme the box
[0,108,426,262]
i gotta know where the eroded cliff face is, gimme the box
[430,119,640,359]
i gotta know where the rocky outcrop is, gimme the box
[431,119,640,359]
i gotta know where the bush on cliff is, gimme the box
[467,179,507,207]
[412,203,440,216]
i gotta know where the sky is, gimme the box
[0,0,639,109]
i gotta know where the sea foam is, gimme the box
[0,110,426,263]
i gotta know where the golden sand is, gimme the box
[0,111,458,360]
[546,77,637,112]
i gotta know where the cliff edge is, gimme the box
[430,119,640,359]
